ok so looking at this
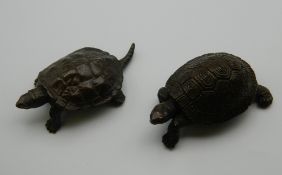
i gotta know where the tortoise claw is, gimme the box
[45,119,61,134]
[162,133,179,149]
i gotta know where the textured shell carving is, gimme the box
[36,48,123,110]
[166,53,257,123]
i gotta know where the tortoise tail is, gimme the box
[120,43,135,69]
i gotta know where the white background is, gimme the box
[1,0,281,175]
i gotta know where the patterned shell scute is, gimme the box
[37,47,123,110]
[166,53,258,123]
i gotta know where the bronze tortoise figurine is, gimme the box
[16,43,135,133]
[150,53,273,149]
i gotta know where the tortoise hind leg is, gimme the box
[46,105,63,133]
[111,90,125,106]
[255,85,273,108]
[34,78,38,86]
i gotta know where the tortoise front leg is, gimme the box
[46,105,63,133]
[162,115,190,149]
[162,119,180,149]
[158,87,169,103]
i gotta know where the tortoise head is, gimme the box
[16,86,49,109]
[150,100,176,125]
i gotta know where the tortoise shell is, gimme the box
[166,53,258,123]
[36,47,123,110]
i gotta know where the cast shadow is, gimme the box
[62,105,116,129]
[24,103,120,131]
[180,107,254,139]
[24,104,50,125]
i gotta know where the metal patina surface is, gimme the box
[16,43,135,133]
[150,53,273,149]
